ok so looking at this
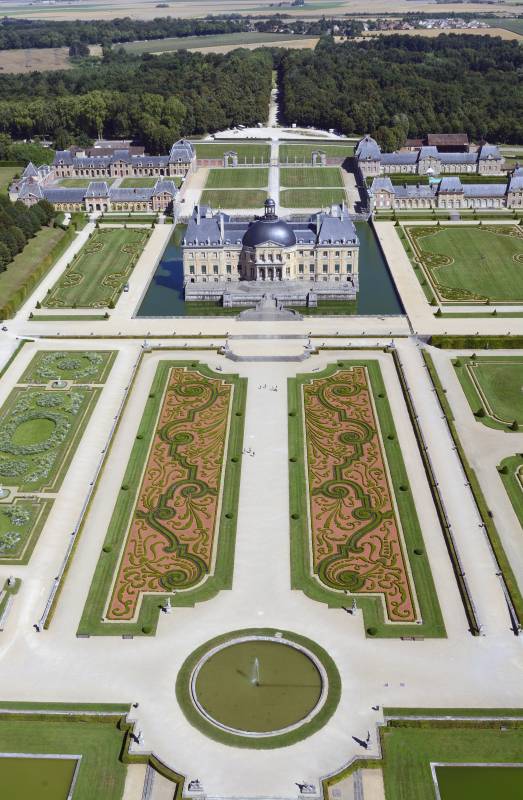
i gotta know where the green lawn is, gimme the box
[0,385,102,492]
[280,167,343,188]
[499,454,523,530]
[405,225,523,303]
[378,717,523,800]
[0,165,21,192]
[205,168,269,189]
[194,142,270,162]
[119,177,157,188]
[20,350,115,385]
[200,189,267,209]
[43,227,150,309]
[58,178,115,188]
[78,361,246,636]
[279,143,354,161]
[280,188,346,208]
[0,712,128,800]
[0,226,68,319]
[454,356,523,429]
[288,360,445,639]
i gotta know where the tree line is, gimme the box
[0,195,55,272]
[277,34,523,145]
[0,48,273,152]
[0,15,249,50]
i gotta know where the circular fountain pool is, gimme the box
[177,629,341,748]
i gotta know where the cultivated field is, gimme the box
[200,189,267,209]
[43,227,150,309]
[195,142,270,163]
[204,168,269,189]
[280,188,347,208]
[280,167,343,188]
[454,356,523,429]
[279,143,354,162]
[362,26,523,41]
[0,45,102,74]
[405,224,523,303]
[122,32,318,54]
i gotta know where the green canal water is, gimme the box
[137,221,403,317]
[194,640,322,733]
[0,756,77,800]
[436,765,523,799]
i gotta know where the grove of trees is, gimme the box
[0,47,273,152]
[278,34,523,144]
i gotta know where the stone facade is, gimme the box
[356,134,505,179]
[182,199,359,304]
[52,139,195,180]
[369,170,523,212]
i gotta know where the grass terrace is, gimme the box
[0,226,68,319]
[194,142,270,162]
[280,188,347,208]
[78,361,246,636]
[288,360,444,638]
[200,189,266,209]
[119,177,169,188]
[204,168,269,189]
[0,497,52,564]
[280,167,343,188]
[279,143,354,162]
[20,350,115,385]
[404,224,523,303]
[43,227,150,309]
[453,356,523,430]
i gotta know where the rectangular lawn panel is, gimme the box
[118,177,158,188]
[205,168,269,189]
[0,713,127,800]
[200,189,267,209]
[499,455,523,530]
[378,718,523,800]
[78,361,246,635]
[288,361,444,638]
[280,167,343,188]
[279,143,354,161]
[280,188,347,208]
[0,755,78,800]
[0,385,102,492]
[194,142,270,162]
[436,765,523,800]
[58,178,115,188]
[453,356,523,430]
[43,227,151,309]
[20,350,116,385]
[405,225,523,303]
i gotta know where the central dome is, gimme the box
[242,199,297,248]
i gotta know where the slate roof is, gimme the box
[85,181,110,197]
[438,177,464,192]
[54,139,194,169]
[463,183,507,197]
[19,182,43,200]
[169,139,195,163]
[355,135,381,160]
[370,177,394,192]
[183,204,358,248]
[478,144,503,160]
[509,176,523,192]
[380,152,418,166]
[22,162,38,178]
[43,187,85,203]
[392,184,436,199]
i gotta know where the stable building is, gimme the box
[356,135,505,179]
[17,178,178,213]
[182,198,359,306]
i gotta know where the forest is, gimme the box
[0,196,55,272]
[278,35,523,145]
[0,48,273,152]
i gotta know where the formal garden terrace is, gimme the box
[79,361,246,636]
[453,355,523,431]
[41,227,151,310]
[288,361,444,638]
[400,224,523,306]
[0,350,115,567]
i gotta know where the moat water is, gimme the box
[136,221,403,317]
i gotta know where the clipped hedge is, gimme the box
[431,335,523,349]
